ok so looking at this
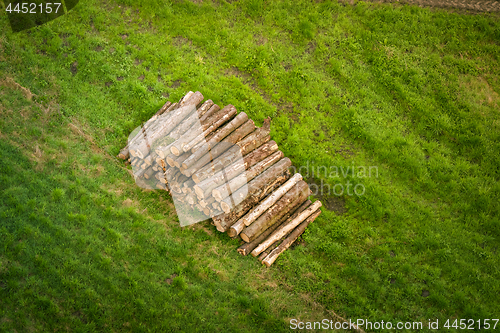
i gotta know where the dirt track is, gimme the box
[356,0,500,12]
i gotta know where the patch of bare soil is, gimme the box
[169,79,183,88]
[70,61,78,75]
[307,178,348,214]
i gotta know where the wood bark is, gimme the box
[255,201,313,260]
[169,100,214,139]
[172,152,188,168]
[192,139,278,185]
[118,146,130,160]
[182,105,235,153]
[128,100,179,155]
[166,154,177,167]
[214,151,285,204]
[165,165,179,180]
[144,167,155,180]
[185,125,255,180]
[131,93,203,158]
[177,91,195,107]
[170,99,214,145]
[180,91,203,108]
[182,112,248,169]
[236,117,271,156]
[212,162,291,232]
[240,180,311,243]
[200,196,216,208]
[155,142,175,160]
[118,100,174,159]
[169,122,201,156]
[155,181,168,190]
[237,200,311,256]
[143,155,153,166]
[199,104,221,124]
[182,105,237,153]
[262,209,321,267]
[251,200,322,256]
[228,173,303,237]
[192,140,278,198]
[190,119,255,182]
[182,119,259,177]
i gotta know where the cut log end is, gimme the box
[194,186,204,199]
[192,174,200,184]
[240,233,250,243]
[220,201,231,214]
[171,146,181,156]
[212,189,223,202]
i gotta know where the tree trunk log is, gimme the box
[169,121,202,156]
[236,117,270,156]
[182,119,260,177]
[143,167,155,180]
[119,100,175,159]
[214,151,285,204]
[177,91,195,107]
[212,160,291,232]
[237,200,311,256]
[180,91,203,108]
[199,104,221,124]
[190,119,258,184]
[166,153,177,167]
[193,139,278,185]
[117,146,130,160]
[169,100,214,139]
[200,196,216,208]
[192,119,255,158]
[155,181,168,190]
[172,151,191,168]
[127,100,176,149]
[182,105,237,153]
[228,173,303,237]
[240,180,311,243]
[251,200,322,256]
[129,95,186,149]
[182,112,248,169]
[256,200,313,260]
[130,105,193,159]
[262,209,321,267]
[131,92,203,158]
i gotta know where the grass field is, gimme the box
[1,0,499,331]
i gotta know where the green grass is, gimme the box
[1,0,499,331]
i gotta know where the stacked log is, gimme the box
[117,91,322,266]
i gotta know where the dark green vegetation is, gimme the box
[1,0,499,331]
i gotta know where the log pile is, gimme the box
[118,91,322,267]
